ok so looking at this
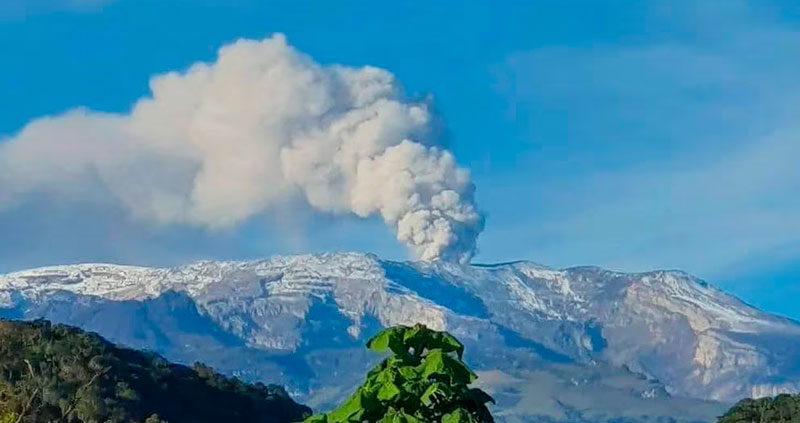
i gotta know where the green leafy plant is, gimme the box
[304,324,494,423]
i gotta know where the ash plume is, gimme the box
[0,34,483,263]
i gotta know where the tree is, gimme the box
[719,393,800,423]
[304,324,494,423]
[0,319,310,423]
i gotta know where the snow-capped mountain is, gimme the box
[1,253,798,422]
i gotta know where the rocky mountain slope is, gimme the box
[2,253,798,421]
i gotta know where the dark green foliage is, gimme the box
[0,319,311,423]
[305,324,494,423]
[719,393,800,423]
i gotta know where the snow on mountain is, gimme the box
[1,252,798,421]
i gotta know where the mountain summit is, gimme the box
[1,253,797,422]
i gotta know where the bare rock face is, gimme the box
[2,252,798,422]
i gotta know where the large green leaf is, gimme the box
[327,392,366,423]
[441,408,477,423]
[398,365,418,379]
[426,331,465,359]
[303,414,328,423]
[377,408,424,423]
[420,382,451,406]
[417,349,477,385]
[367,326,410,356]
[401,325,465,359]
[377,381,402,401]
[367,358,390,379]
[374,367,398,384]
[368,356,412,384]
[401,378,425,399]
[368,325,465,360]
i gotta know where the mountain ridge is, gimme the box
[1,252,798,422]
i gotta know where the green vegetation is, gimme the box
[719,393,800,423]
[0,319,310,423]
[304,324,494,423]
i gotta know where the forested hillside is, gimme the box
[0,319,311,423]
[719,393,800,423]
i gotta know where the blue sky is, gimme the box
[1,1,798,317]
